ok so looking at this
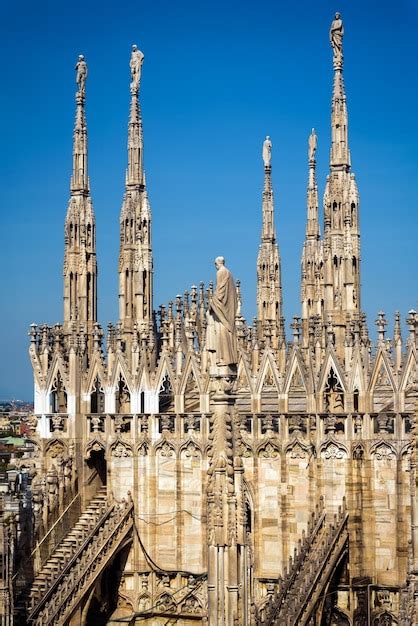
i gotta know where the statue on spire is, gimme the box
[329,12,344,69]
[308,128,317,161]
[130,44,144,95]
[262,136,272,168]
[75,55,87,95]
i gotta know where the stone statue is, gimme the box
[262,136,272,167]
[308,128,317,161]
[206,257,238,367]
[329,12,344,67]
[130,44,144,94]
[75,55,87,94]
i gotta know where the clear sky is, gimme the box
[1,0,417,399]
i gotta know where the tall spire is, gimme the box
[63,55,97,334]
[261,136,275,243]
[323,14,361,354]
[306,129,320,240]
[301,130,324,340]
[126,44,144,187]
[256,136,283,347]
[329,12,350,170]
[70,55,89,194]
[118,45,153,345]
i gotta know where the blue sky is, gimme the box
[1,0,417,399]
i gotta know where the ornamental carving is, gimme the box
[182,441,200,459]
[371,443,395,461]
[286,441,308,459]
[158,442,174,458]
[320,442,347,460]
[111,441,133,457]
[258,442,280,459]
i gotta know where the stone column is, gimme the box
[207,369,243,625]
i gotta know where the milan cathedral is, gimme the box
[2,12,418,626]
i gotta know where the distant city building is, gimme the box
[3,13,417,626]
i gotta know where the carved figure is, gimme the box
[130,44,144,94]
[308,128,317,161]
[75,55,87,94]
[262,136,272,167]
[206,257,238,367]
[330,13,344,67]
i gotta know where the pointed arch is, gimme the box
[370,350,396,412]
[154,354,177,412]
[285,439,313,460]
[285,351,309,412]
[237,356,253,393]
[400,348,417,411]
[85,354,107,397]
[180,355,202,412]
[109,438,133,458]
[318,352,346,395]
[257,350,281,412]
[48,369,68,414]
[85,437,106,460]
[319,353,346,413]
[257,440,281,459]
[320,439,348,460]
[370,441,397,461]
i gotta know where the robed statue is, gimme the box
[130,44,144,94]
[206,257,238,367]
[262,136,272,167]
[329,12,344,67]
[308,128,317,161]
[75,55,87,94]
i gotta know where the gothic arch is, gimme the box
[237,356,253,393]
[369,441,397,461]
[285,439,313,460]
[85,438,106,460]
[85,355,107,397]
[155,439,176,459]
[257,350,281,412]
[369,350,396,412]
[257,440,281,459]
[46,355,70,394]
[45,437,68,459]
[109,438,133,458]
[179,439,203,460]
[320,439,348,460]
[285,352,309,413]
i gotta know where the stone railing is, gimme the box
[30,495,134,626]
[85,412,209,441]
[238,412,412,444]
[28,487,110,615]
[33,492,82,572]
[258,499,348,626]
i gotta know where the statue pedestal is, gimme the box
[207,365,245,625]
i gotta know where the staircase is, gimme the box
[26,488,134,626]
[258,498,348,626]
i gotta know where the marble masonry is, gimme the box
[2,12,418,626]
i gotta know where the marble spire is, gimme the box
[329,12,350,170]
[70,55,89,194]
[118,45,153,342]
[126,44,144,188]
[64,55,97,330]
[306,129,320,240]
[257,137,283,346]
[261,136,275,243]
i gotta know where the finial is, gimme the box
[262,135,272,168]
[130,43,144,96]
[75,54,87,97]
[330,12,344,70]
[308,128,317,162]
